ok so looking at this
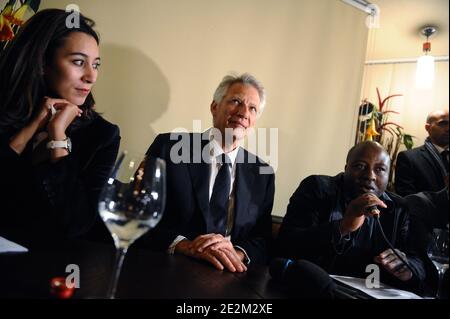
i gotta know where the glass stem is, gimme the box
[437,268,445,299]
[107,247,128,299]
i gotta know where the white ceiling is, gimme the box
[365,0,449,60]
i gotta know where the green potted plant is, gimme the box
[355,88,414,190]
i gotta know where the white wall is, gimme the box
[41,0,369,216]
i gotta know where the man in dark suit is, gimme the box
[395,109,449,196]
[138,73,275,272]
[277,142,425,292]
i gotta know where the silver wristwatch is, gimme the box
[46,137,72,153]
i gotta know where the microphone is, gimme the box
[365,205,380,215]
[269,258,336,299]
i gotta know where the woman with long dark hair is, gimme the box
[0,9,120,247]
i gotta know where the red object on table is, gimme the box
[50,277,75,299]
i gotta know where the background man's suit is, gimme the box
[136,132,275,264]
[395,145,446,196]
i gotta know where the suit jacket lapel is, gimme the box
[188,134,211,226]
[234,149,255,234]
[420,146,443,177]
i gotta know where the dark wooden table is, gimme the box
[0,241,286,299]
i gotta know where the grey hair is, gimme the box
[213,73,266,116]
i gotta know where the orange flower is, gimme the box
[0,13,14,41]
[364,117,380,141]
[1,1,14,17]
[1,0,40,44]
[10,3,32,26]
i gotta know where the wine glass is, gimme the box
[427,228,449,299]
[98,152,166,298]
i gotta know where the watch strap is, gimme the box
[46,137,71,153]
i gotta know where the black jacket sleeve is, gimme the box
[37,120,121,238]
[395,151,418,196]
[233,168,275,265]
[406,192,445,295]
[276,175,339,262]
[392,201,427,293]
[139,133,182,250]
